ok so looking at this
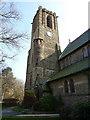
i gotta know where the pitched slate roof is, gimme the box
[59,29,90,60]
[47,57,90,83]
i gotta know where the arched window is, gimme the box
[88,45,90,56]
[69,79,75,93]
[47,15,52,28]
[54,16,56,29]
[30,75,32,86]
[83,48,87,58]
[36,40,38,44]
[64,58,67,67]
[40,40,42,44]
[68,56,71,66]
[64,80,69,93]
[36,58,38,66]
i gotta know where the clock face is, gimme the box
[47,32,52,37]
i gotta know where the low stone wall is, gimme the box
[62,94,89,106]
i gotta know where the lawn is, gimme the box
[2,116,60,120]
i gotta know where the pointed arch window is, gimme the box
[40,40,42,44]
[36,58,38,66]
[88,45,90,56]
[54,16,56,29]
[30,75,32,86]
[69,79,75,93]
[47,15,52,29]
[64,80,69,93]
[83,48,87,58]
[36,40,38,44]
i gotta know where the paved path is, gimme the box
[2,106,59,117]
[2,106,21,116]
[17,114,59,117]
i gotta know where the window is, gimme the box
[32,16,37,33]
[36,58,38,65]
[63,59,65,68]
[64,80,69,93]
[36,40,38,44]
[66,57,68,67]
[83,48,87,58]
[64,58,67,67]
[54,16,56,29]
[30,75,32,86]
[47,15,52,28]
[40,40,42,44]
[69,79,75,93]
[68,56,71,65]
[88,45,90,56]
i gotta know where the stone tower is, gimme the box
[25,6,61,93]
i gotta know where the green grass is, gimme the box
[2,116,60,120]
[0,101,4,103]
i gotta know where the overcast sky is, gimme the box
[4,0,89,83]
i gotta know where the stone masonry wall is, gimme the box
[49,71,89,105]
[60,43,89,69]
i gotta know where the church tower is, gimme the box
[25,6,61,93]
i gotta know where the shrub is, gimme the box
[59,105,72,120]
[57,95,64,112]
[71,100,90,120]
[23,91,36,108]
[34,95,60,112]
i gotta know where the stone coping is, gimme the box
[16,114,59,117]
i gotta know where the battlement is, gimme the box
[38,6,56,16]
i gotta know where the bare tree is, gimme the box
[0,2,28,64]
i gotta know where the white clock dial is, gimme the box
[47,32,52,37]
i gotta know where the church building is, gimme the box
[25,6,60,99]
[25,6,90,104]
[47,29,90,105]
